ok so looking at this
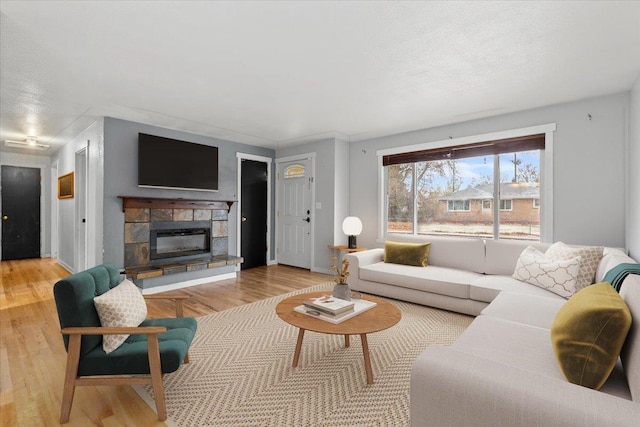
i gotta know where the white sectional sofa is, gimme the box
[411,274,640,426]
[344,233,633,316]
[344,234,640,426]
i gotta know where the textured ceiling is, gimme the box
[1,1,639,154]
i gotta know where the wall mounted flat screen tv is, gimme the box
[138,133,219,192]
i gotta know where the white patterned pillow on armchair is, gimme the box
[94,279,148,353]
[513,246,582,298]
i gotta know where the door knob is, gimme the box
[303,217,310,223]
[241,216,247,222]
[2,215,7,221]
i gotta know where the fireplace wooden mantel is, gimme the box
[118,196,235,213]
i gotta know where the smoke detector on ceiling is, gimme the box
[4,136,50,151]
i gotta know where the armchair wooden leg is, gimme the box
[147,334,166,421]
[60,335,82,424]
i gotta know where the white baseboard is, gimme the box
[267,259,278,266]
[142,272,237,295]
[57,259,74,273]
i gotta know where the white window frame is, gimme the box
[377,123,555,242]
[447,200,470,211]
[533,198,540,208]
[482,199,491,210]
[499,199,513,211]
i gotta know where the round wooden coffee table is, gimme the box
[276,292,401,384]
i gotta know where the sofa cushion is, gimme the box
[595,248,635,283]
[484,239,551,275]
[471,275,566,303]
[546,241,604,291]
[551,282,632,390]
[455,315,632,399]
[384,241,431,266]
[386,234,486,273]
[512,246,582,298]
[480,291,566,329]
[360,263,477,298]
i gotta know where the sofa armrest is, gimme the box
[344,249,384,289]
[411,346,640,427]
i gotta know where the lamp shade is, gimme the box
[342,216,363,236]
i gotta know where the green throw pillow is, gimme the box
[384,241,431,267]
[550,282,632,390]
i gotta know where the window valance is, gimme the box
[382,133,545,166]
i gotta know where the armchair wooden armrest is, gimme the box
[143,293,190,317]
[61,326,167,336]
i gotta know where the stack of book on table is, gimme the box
[302,295,355,317]
[294,294,377,324]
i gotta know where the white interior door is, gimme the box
[277,158,312,268]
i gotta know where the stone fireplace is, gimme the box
[119,196,242,280]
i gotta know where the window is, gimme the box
[447,200,470,211]
[383,133,544,241]
[499,199,512,211]
[533,198,540,208]
[284,164,305,179]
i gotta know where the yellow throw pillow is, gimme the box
[384,241,431,267]
[550,282,631,390]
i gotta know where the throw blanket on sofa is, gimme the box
[603,263,640,292]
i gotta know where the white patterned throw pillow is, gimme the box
[513,246,582,298]
[94,279,148,354]
[545,242,604,291]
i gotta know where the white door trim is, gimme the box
[75,147,88,272]
[51,160,59,259]
[237,153,273,267]
[275,152,316,270]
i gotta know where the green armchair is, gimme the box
[53,263,197,423]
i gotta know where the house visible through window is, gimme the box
[383,133,544,241]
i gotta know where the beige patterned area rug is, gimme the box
[134,283,473,426]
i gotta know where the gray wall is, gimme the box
[277,137,349,273]
[628,75,640,260]
[349,92,631,250]
[102,117,275,268]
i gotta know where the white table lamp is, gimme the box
[342,216,363,249]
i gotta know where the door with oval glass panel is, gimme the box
[276,158,312,269]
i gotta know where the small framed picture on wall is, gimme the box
[58,171,74,199]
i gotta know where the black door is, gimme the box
[1,165,41,260]
[241,159,268,269]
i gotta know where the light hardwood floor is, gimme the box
[0,258,331,426]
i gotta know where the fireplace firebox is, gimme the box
[150,221,211,262]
